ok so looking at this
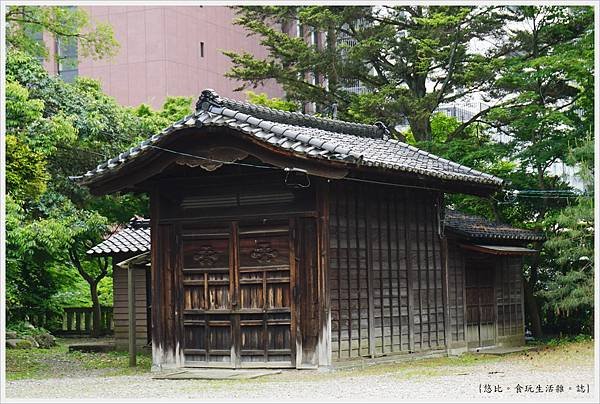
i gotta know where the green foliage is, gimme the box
[97,276,114,306]
[5,135,49,203]
[5,6,119,61]
[541,137,594,333]
[5,195,79,315]
[6,321,51,338]
[4,49,190,320]
[544,334,593,347]
[132,96,193,135]
[407,6,594,335]
[226,6,510,140]
[545,199,594,269]
[5,6,594,340]
[489,7,594,335]
[416,113,513,218]
[160,96,194,121]
[245,90,299,111]
[5,81,44,130]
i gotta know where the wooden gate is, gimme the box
[465,259,496,349]
[180,219,295,368]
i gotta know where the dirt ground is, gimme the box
[4,339,597,402]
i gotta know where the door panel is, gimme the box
[466,259,496,349]
[237,223,293,365]
[181,221,294,368]
[182,225,234,365]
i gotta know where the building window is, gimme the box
[25,30,45,64]
[55,6,78,83]
[56,36,78,83]
[310,29,318,47]
[295,18,304,38]
[200,41,205,58]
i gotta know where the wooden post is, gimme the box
[66,310,73,332]
[365,192,375,358]
[441,237,450,351]
[128,265,137,367]
[85,310,92,333]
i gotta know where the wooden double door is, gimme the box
[180,219,295,368]
[466,259,496,349]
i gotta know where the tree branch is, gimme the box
[448,101,531,138]
[6,17,83,40]
[94,256,109,284]
[68,247,93,284]
[435,26,462,107]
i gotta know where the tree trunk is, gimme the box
[408,112,433,142]
[90,281,101,338]
[523,273,543,338]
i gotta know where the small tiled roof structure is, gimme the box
[76,89,503,189]
[87,218,150,256]
[89,209,543,258]
[444,209,544,242]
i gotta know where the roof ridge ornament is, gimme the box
[196,88,222,111]
[374,121,391,140]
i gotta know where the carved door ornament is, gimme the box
[250,241,278,264]
[193,245,219,267]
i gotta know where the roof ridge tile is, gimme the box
[196,89,387,139]
[76,89,504,190]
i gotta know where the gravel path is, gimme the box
[6,347,597,402]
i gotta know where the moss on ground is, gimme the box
[5,339,151,381]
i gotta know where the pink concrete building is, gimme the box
[43,6,282,109]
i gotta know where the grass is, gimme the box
[5,337,594,382]
[5,338,151,381]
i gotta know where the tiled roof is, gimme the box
[76,89,503,188]
[444,209,545,242]
[87,218,150,256]
[87,209,543,257]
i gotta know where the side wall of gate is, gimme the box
[328,182,446,360]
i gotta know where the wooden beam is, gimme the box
[393,191,403,351]
[441,236,450,351]
[353,185,363,356]
[289,218,299,368]
[403,190,415,353]
[462,250,468,349]
[500,256,506,337]
[150,190,161,369]
[230,221,240,368]
[128,264,137,367]
[386,195,395,352]
[415,195,423,350]
[422,200,431,349]
[174,222,184,366]
[454,242,460,342]
[459,244,539,256]
[431,200,440,347]
[316,178,331,367]
[376,193,385,354]
[344,186,353,356]
[87,129,350,195]
[365,190,375,358]
[334,188,342,359]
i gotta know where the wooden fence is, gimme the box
[62,307,114,335]
[7,306,114,336]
